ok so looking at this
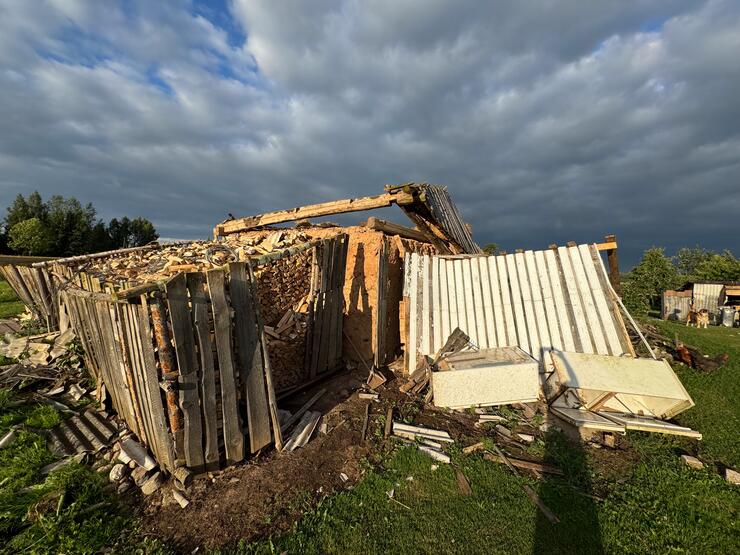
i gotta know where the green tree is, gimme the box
[693,251,740,282]
[7,218,54,255]
[107,217,158,248]
[5,191,46,229]
[45,195,97,256]
[622,247,679,314]
[675,247,711,277]
[481,243,499,255]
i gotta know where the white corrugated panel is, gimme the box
[404,244,631,372]
[692,283,723,315]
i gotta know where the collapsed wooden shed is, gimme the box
[662,281,740,322]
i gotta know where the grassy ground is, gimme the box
[0,279,24,319]
[235,320,740,555]
[0,389,129,554]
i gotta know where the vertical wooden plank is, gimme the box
[524,250,549,362]
[438,258,450,349]
[557,247,593,353]
[535,249,563,353]
[478,257,496,348]
[206,270,244,464]
[421,255,432,356]
[333,235,349,369]
[317,239,336,374]
[568,246,608,354]
[407,252,419,373]
[136,300,176,471]
[495,256,515,347]
[545,249,575,352]
[309,243,326,377]
[506,254,530,355]
[375,236,389,367]
[470,257,488,348]
[515,252,540,359]
[446,260,459,336]
[591,245,635,356]
[229,262,271,453]
[453,259,467,335]
[604,234,621,296]
[187,273,219,471]
[166,273,205,471]
[578,244,624,356]
[431,255,442,353]
[324,237,340,372]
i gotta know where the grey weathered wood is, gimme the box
[206,270,244,464]
[187,273,219,471]
[137,300,176,470]
[374,236,388,368]
[229,262,272,453]
[166,273,205,471]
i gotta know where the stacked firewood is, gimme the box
[76,229,311,285]
[255,251,313,391]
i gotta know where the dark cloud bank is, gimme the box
[1,0,738,267]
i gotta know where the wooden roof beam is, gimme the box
[215,191,415,236]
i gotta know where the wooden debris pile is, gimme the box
[0,328,83,373]
[75,229,312,286]
[639,323,728,373]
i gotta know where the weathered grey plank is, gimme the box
[166,273,205,471]
[187,272,219,471]
[206,269,244,464]
[229,262,271,453]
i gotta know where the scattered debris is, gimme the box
[392,422,454,443]
[118,438,157,470]
[283,411,322,452]
[462,442,485,455]
[483,452,563,476]
[172,490,190,508]
[680,455,704,470]
[141,471,165,495]
[455,468,473,495]
[358,392,379,401]
[725,468,740,485]
[109,463,129,482]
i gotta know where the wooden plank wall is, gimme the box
[404,243,634,373]
[61,263,284,474]
[0,264,59,329]
[306,234,348,379]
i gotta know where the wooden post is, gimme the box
[604,234,621,296]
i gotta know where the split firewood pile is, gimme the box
[255,250,313,391]
[73,229,312,286]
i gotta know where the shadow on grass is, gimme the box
[533,430,604,555]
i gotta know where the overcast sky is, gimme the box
[1,1,738,267]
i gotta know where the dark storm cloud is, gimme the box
[0,0,738,266]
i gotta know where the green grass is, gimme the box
[0,388,128,554]
[234,319,740,555]
[0,279,24,319]
[647,318,740,467]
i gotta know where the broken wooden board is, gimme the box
[598,412,702,439]
[432,347,540,409]
[550,406,626,433]
[283,410,322,452]
[550,350,695,419]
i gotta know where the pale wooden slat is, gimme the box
[557,247,593,353]
[206,269,245,465]
[524,250,550,361]
[478,257,497,348]
[470,257,489,348]
[407,252,419,373]
[229,262,272,453]
[515,252,540,360]
[421,255,432,356]
[494,256,515,347]
[534,249,563,354]
[590,245,634,356]
[568,246,608,354]
[506,254,530,355]
[431,256,441,353]
[578,244,624,356]
[545,249,575,352]
[447,259,460,336]
[453,259,467,336]
[438,258,451,350]
[187,272,220,471]
[166,273,205,470]
[462,259,478,344]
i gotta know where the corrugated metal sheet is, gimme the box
[404,244,631,372]
[692,283,724,315]
[662,292,692,321]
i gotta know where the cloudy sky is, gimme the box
[1,0,738,266]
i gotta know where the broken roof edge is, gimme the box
[213,183,481,255]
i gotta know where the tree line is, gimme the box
[0,192,158,257]
[622,246,740,314]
